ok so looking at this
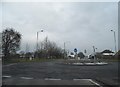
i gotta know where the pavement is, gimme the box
[2,59,119,86]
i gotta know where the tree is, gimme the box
[78,52,85,58]
[70,52,74,55]
[19,51,25,58]
[2,28,21,60]
[37,37,64,59]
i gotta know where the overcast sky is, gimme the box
[1,2,118,54]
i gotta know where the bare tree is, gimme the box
[37,37,64,59]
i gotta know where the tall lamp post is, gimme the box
[64,41,70,59]
[93,46,97,62]
[111,30,117,53]
[36,30,43,58]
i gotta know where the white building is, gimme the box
[101,50,115,56]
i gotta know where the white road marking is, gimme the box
[89,79,102,87]
[44,78,61,80]
[73,79,102,87]
[73,79,91,80]
[2,75,11,78]
[4,63,17,67]
[20,77,33,79]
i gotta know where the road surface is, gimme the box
[0,60,2,86]
[2,59,119,86]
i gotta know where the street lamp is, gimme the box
[111,30,117,53]
[64,41,70,59]
[36,30,44,52]
[93,46,97,53]
[93,46,97,62]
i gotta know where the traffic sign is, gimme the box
[74,48,77,53]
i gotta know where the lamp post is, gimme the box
[64,41,70,59]
[93,46,97,62]
[111,30,117,53]
[36,30,43,58]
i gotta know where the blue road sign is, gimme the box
[74,48,77,53]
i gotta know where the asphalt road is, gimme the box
[2,59,119,86]
[0,60,2,86]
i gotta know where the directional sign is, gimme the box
[74,48,77,53]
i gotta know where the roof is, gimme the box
[101,50,114,53]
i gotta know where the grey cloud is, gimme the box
[2,2,118,54]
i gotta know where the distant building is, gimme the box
[68,54,75,59]
[102,53,115,56]
[88,49,115,59]
[101,49,115,56]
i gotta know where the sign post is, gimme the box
[74,48,78,60]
